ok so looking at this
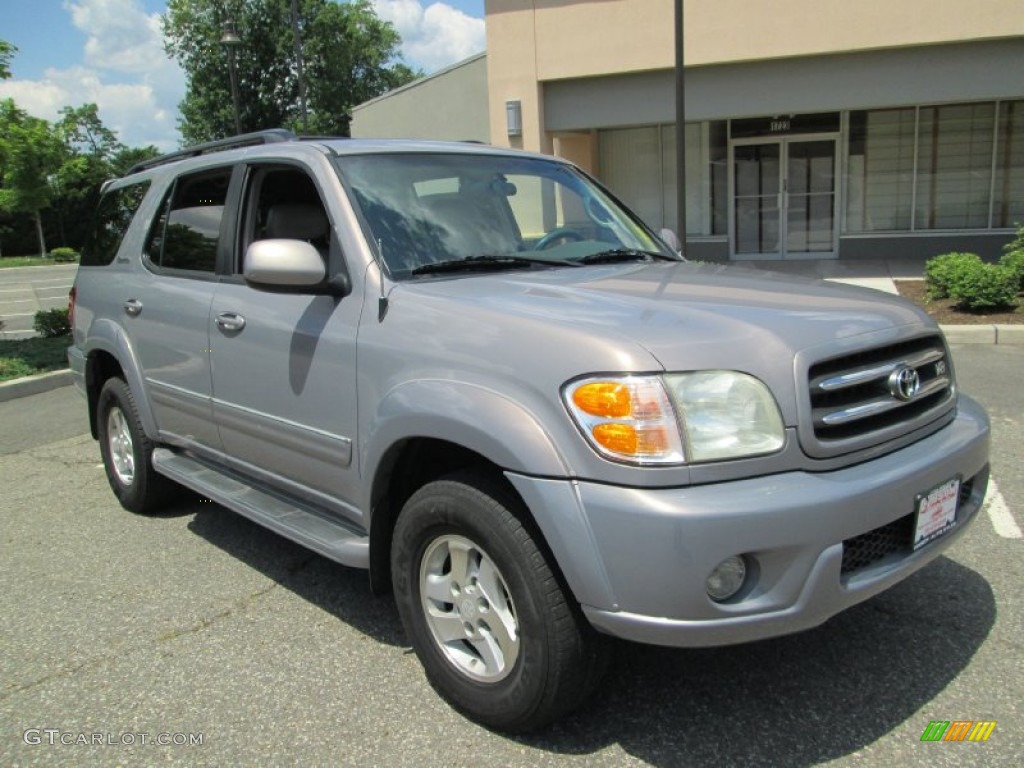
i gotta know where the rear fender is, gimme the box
[84,318,157,439]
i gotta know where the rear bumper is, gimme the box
[508,395,990,648]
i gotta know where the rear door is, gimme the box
[209,160,364,520]
[125,166,234,451]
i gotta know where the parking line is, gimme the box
[985,480,1022,539]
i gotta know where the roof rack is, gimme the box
[127,129,297,175]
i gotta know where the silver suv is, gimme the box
[69,130,990,731]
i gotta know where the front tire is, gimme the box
[97,377,174,514]
[391,472,608,732]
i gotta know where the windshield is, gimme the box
[334,152,675,279]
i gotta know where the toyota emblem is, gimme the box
[888,365,921,401]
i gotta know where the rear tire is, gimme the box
[391,472,609,732]
[97,377,175,514]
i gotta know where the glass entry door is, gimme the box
[733,137,837,259]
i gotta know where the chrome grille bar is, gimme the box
[812,347,945,393]
[816,376,951,428]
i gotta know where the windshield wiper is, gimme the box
[411,255,573,276]
[575,248,678,265]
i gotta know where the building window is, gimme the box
[598,121,725,238]
[709,121,728,236]
[599,126,663,231]
[847,101,1023,233]
[846,108,916,232]
[916,102,995,230]
[660,123,705,235]
[994,100,1024,228]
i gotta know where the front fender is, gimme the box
[84,318,158,439]
[362,378,570,490]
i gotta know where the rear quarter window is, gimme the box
[80,181,150,266]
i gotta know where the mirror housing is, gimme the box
[243,239,326,288]
[659,228,682,254]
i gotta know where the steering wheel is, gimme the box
[535,227,585,250]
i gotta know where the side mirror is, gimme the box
[244,239,326,288]
[659,228,682,253]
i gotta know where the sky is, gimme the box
[0,0,486,151]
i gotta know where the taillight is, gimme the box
[68,286,76,328]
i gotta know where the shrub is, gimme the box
[947,262,1019,311]
[1002,222,1024,256]
[924,252,983,299]
[1000,249,1024,291]
[49,247,80,263]
[33,307,71,338]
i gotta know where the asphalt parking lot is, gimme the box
[0,265,76,339]
[1,345,1021,767]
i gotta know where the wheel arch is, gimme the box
[363,380,571,595]
[82,320,156,440]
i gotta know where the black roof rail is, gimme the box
[295,135,349,142]
[127,129,297,175]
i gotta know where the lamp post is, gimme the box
[220,19,242,136]
[674,0,687,253]
[290,0,309,132]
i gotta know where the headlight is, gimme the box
[665,371,785,461]
[563,372,785,466]
[562,376,685,465]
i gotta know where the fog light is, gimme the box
[706,556,747,602]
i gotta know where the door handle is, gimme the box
[215,312,246,332]
[123,299,143,317]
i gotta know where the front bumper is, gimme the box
[507,394,990,648]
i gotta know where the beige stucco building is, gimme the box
[352,0,1024,261]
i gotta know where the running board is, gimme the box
[152,448,369,568]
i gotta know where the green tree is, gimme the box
[0,99,64,256]
[50,104,125,246]
[162,0,419,143]
[110,145,161,177]
[0,40,16,80]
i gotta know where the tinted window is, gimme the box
[146,169,231,272]
[81,181,150,266]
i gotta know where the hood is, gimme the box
[396,261,935,423]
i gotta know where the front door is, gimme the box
[209,162,364,521]
[732,137,837,259]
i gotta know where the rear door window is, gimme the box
[146,168,232,273]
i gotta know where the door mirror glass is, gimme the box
[244,239,325,288]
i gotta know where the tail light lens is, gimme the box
[68,286,76,328]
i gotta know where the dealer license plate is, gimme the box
[913,477,961,551]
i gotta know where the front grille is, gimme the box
[841,477,976,576]
[807,335,954,446]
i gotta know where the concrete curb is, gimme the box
[941,325,1024,345]
[0,369,74,403]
